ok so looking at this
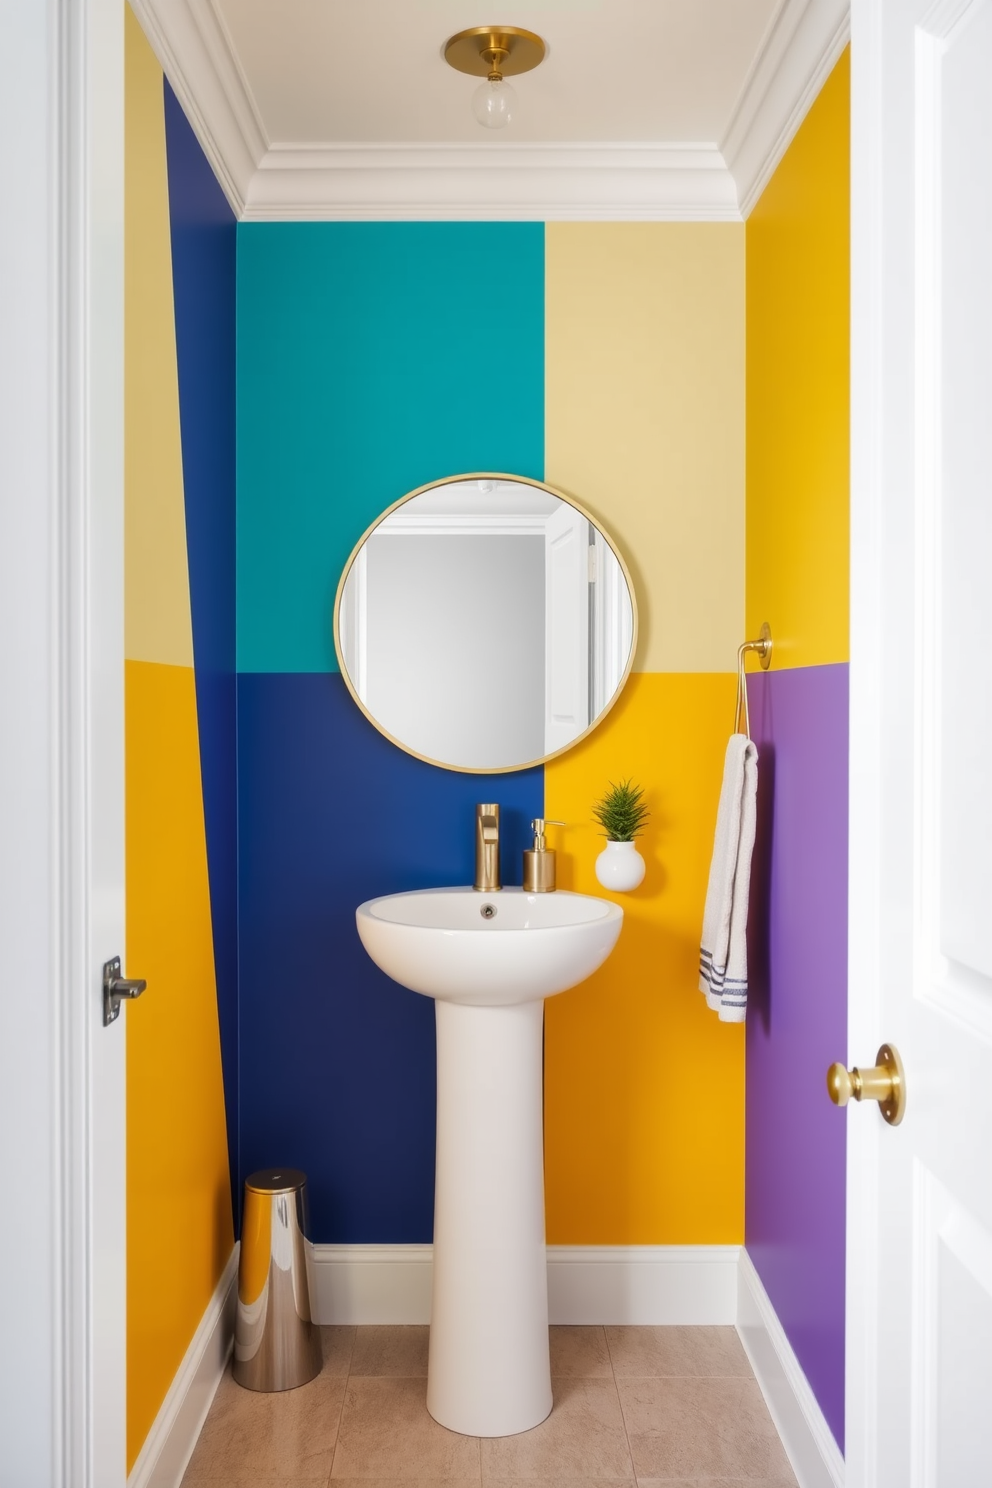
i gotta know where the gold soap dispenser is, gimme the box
[523,818,564,893]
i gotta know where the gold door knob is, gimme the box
[826,1043,906,1126]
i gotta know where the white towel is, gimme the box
[699,733,759,1023]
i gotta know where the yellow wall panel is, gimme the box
[546,223,745,674]
[544,672,744,1242]
[746,49,850,667]
[125,7,193,667]
[125,660,233,1469]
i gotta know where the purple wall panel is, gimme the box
[745,662,848,1452]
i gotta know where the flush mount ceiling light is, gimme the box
[443,25,546,130]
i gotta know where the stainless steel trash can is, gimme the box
[233,1168,322,1391]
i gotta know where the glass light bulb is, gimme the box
[472,76,517,130]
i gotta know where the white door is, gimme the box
[545,503,590,753]
[847,1,992,1482]
[588,529,635,720]
[0,1,127,1483]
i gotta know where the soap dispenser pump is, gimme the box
[523,818,564,893]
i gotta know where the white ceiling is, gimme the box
[213,0,780,146]
[132,0,849,219]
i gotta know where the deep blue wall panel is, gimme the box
[164,82,239,1216]
[237,673,543,1241]
[237,222,545,674]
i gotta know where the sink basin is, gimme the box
[356,886,623,1005]
[354,883,624,1439]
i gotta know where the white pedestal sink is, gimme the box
[356,887,623,1437]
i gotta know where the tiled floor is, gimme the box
[181,1325,798,1487]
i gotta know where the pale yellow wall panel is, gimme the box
[125,7,193,667]
[546,223,745,673]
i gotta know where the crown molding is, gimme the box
[128,0,264,216]
[131,0,849,223]
[243,142,739,222]
[722,0,851,217]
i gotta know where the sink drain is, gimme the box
[480,903,497,919]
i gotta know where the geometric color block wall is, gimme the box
[236,223,546,1242]
[124,11,235,1470]
[544,224,748,1244]
[164,83,240,1210]
[745,48,851,1455]
[236,220,748,1248]
[123,7,850,1468]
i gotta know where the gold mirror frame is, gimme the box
[332,472,638,774]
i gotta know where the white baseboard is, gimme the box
[547,1245,739,1324]
[309,1243,740,1326]
[127,1245,239,1488]
[310,1244,435,1324]
[133,1241,843,1488]
[736,1249,845,1488]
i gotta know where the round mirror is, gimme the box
[333,474,637,773]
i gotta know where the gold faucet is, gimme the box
[474,803,501,892]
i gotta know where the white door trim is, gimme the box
[0,1,125,1483]
[846,6,887,1478]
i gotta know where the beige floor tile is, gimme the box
[321,1326,358,1376]
[180,1481,328,1487]
[606,1327,749,1380]
[549,1328,614,1378]
[617,1377,795,1482]
[181,1367,346,1483]
[331,1376,481,1480]
[350,1325,430,1378]
[181,1327,797,1488]
[480,1378,633,1481]
[485,1479,635,1487]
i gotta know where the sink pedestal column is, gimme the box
[427,997,553,1437]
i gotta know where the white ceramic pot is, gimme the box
[594,839,646,892]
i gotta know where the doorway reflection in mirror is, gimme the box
[336,477,634,773]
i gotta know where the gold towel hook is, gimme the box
[735,621,773,737]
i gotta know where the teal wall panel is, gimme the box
[237,222,545,673]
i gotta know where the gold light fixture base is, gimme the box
[444,25,546,78]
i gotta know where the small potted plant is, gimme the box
[592,779,649,891]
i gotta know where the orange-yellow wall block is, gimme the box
[125,663,233,1460]
[125,8,233,1470]
[746,49,851,667]
[545,674,743,1241]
